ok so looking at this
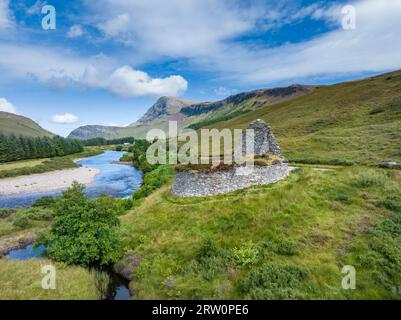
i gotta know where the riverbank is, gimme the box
[0,167,100,196]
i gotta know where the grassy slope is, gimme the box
[204,71,401,165]
[120,167,401,299]
[0,259,100,300]
[0,112,54,138]
[0,148,102,179]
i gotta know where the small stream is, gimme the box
[5,243,131,300]
[1,151,139,299]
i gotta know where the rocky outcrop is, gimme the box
[130,96,196,126]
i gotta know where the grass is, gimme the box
[0,148,102,179]
[0,158,48,171]
[203,71,401,166]
[0,112,54,138]
[119,166,401,299]
[0,259,101,300]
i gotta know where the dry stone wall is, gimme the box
[172,164,290,197]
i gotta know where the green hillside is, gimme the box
[0,112,53,138]
[203,71,401,166]
[120,166,401,299]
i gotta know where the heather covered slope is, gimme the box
[204,71,401,166]
[0,112,53,138]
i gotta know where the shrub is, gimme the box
[379,195,401,212]
[275,240,299,256]
[231,241,259,267]
[12,215,31,228]
[115,145,123,151]
[354,170,386,188]
[37,182,123,266]
[237,264,310,299]
[32,196,58,208]
[133,165,175,201]
[0,208,15,219]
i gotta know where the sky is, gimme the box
[0,0,401,136]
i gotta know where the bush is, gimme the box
[32,196,58,208]
[0,208,15,219]
[133,165,175,201]
[115,145,123,151]
[37,182,123,266]
[354,170,386,188]
[12,207,53,228]
[275,240,299,256]
[231,241,259,267]
[379,195,401,212]
[237,264,310,299]
[12,215,31,228]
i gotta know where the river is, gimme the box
[0,151,143,208]
[5,243,131,300]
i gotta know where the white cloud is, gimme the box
[0,0,13,30]
[106,66,188,97]
[52,113,79,124]
[25,0,47,15]
[0,42,187,97]
[67,24,84,38]
[0,97,16,113]
[214,87,238,97]
[84,0,401,85]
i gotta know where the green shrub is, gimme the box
[379,195,401,212]
[115,145,123,151]
[231,241,259,267]
[0,208,15,219]
[354,170,386,188]
[133,165,175,201]
[32,196,58,208]
[12,215,31,228]
[37,182,123,266]
[237,264,310,299]
[275,240,299,256]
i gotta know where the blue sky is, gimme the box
[0,0,401,136]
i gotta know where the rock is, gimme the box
[379,160,398,169]
[235,119,283,157]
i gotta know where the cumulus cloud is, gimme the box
[0,43,187,97]
[51,113,79,124]
[107,66,188,97]
[0,97,16,113]
[67,24,84,38]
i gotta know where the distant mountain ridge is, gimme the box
[0,111,54,138]
[67,84,313,140]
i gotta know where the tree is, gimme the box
[38,182,123,266]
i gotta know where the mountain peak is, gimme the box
[129,96,197,126]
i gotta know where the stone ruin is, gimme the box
[172,119,291,197]
[235,119,283,158]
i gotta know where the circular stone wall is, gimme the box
[172,164,290,197]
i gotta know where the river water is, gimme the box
[5,244,131,300]
[0,151,143,208]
